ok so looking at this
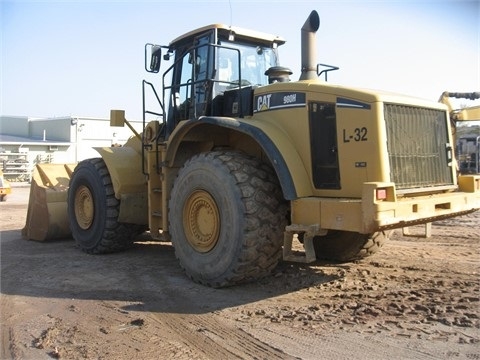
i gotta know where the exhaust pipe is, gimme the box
[300,10,320,81]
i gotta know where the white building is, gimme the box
[0,115,143,181]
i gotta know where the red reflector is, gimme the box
[376,188,387,200]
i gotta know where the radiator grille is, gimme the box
[384,104,453,190]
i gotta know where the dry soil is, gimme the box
[1,186,479,359]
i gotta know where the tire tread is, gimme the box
[170,151,287,287]
[69,158,145,254]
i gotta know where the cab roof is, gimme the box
[170,23,286,48]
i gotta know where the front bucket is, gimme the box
[22,163,77,241]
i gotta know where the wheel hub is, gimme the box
[74,185,94,230]
[183,190,220,253]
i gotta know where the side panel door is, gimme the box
[309,102,341,189]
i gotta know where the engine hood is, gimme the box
[255,80,447,111]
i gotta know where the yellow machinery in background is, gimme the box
[439,91,480,174]
[0,170,11,202]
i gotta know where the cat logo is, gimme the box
[254,92,305,113]
[257,94,272,111]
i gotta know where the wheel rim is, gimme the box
[183,190,220,253]
[74,185,94,230]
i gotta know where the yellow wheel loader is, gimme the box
[0,170,11,202]
[24,11,480,287]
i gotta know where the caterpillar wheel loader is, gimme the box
[23,11,480,287]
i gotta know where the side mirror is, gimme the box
[145,44,163,73]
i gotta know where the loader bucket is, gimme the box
[22,163,77,241]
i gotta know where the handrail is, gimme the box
[142,80,165,176]
[317,63,339,82]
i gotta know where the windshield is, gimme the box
[216,42,277,88]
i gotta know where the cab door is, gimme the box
[166,32,214,136]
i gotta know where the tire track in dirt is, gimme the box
[148,312,299,359]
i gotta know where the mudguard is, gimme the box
[94,146,148,225]
[166,116,312,200]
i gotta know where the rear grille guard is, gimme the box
[384,104,453,190]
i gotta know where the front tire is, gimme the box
[68,158,143,254]
[169,151,287,287]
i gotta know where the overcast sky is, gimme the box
[1,0,479,120]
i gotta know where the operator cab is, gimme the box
[145,24,286,138]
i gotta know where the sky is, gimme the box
[1,0,479,121]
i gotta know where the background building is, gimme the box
[0,115,142,182]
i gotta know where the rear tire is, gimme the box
[313,231,388,262]
[169,151,287,287]
[68,158,144,254]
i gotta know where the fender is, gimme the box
[94,146,148,224]
[166,116,312,200]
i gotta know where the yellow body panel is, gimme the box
[237,117,312,197]
[458,174,480,192]
[94,146,146,197]
[454,105,480,121]
[0,187,10,197]
[0,171,11,201]
[94,145,148,225]
[247,82,477,233]
[251,81,451,199]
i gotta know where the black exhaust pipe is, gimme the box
[300,10,320,81]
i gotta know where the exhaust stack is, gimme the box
[300,10,320,81]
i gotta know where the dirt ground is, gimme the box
[1,186,479,360]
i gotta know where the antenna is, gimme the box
[229,0,233,27]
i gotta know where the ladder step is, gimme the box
[152,188,162,193]
[283,224,323,264]
[151,211,162,217]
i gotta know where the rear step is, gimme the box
[283,224,326,263]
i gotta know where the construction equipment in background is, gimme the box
[439,91,480,174]
[0,169,11,202]
[23,11,480,287]
[456,135,480,175]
